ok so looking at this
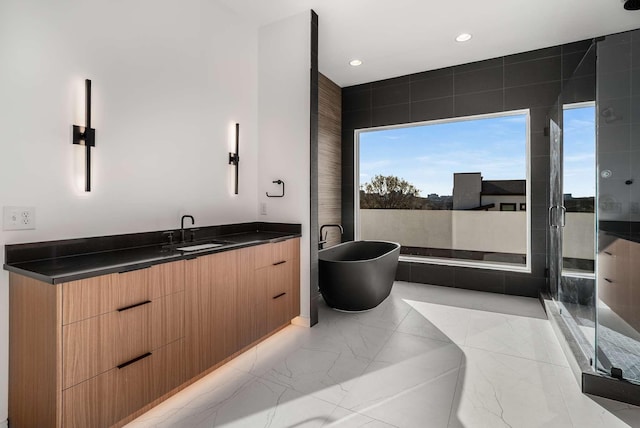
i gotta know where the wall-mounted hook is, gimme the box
[266,180,285,197]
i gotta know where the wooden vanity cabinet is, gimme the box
[9,237,300,428]
[184,250,239,379]
[255,239,300,335]
[599,235,640,333]
[236,246,261,350]
[9,260,186,428]
[184,238,301,379]
[62,261,186,428]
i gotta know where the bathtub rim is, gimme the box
[318,240,400,263]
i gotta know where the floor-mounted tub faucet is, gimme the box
[180,215,195,243]
[319,224,343,250]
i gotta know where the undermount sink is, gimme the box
[175,243,225,252]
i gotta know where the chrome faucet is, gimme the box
[319,224,343,250]
[180,215,195,243]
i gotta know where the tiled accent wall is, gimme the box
[342,40,595,298]
[319,73,342,248]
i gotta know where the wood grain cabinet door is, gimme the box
[185,251,238,378]
[149,260,185,298]
[599,237,631,316]
[62,339,184,428]
[265,262,293,332]
[62,302,153,389]
[255,238,300,334]
[63,268,151,325]
[236,246,260,349]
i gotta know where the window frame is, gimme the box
[354,109,531,273]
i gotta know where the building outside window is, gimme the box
[357,110,531,271]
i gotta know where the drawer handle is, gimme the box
[604,278,613,283]
[117,300,151,312]
[273,292,286,299]
[273,260,286,266]
[604,251,614,256]
[117,352,152,369]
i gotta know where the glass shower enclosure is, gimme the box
[595,31,640,384]
[548,43,598,365]
[549,30,640,391]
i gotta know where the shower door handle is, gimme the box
[548,206,565,228]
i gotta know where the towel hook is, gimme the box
[266,180,285,197]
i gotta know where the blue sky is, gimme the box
[359,107,595,197]
[563,105,596,198]
[359,114,528,196]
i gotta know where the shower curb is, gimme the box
[541,292,592,386]
[542,292,640,406]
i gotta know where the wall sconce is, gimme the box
[72,79,96,192]
[228,123,240,195]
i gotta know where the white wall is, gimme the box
[361,210,595,260]
[360,210,453,248]
[257,12,311,320]
[0,0,262,422]
[360,210,526,253]
[451,211,526,253]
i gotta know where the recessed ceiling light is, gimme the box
[456,33,472,42]
[349,59,363,67]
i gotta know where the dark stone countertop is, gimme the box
[3,222,301,284]
[599,221,640,244]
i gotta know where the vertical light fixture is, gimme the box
[72,79,96,192]
[228,123,240,194]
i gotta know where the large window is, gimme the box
[356,110,530,271]
[562,103,595,275]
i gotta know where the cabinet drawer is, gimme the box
[599,238,631,308]
[63,268,150,325]
[266,276,292,333]
[259,261,297,333]
[152,291,185,349]
[255,238,299,268]
[149,260,185,299]
[63,302,152,390]
[62,339,184,428]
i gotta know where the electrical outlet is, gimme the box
[3,206,36,230]
[260,202,267,216]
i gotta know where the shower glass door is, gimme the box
[548,42,598,364]
[549,116,563,300]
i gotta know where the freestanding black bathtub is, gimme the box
[319,241,401,311]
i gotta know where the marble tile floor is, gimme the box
[127,282,640,428]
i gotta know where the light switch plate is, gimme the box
[3,206,36,230]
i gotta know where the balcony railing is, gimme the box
[359,209,594,264]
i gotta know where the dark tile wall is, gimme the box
[342,39,594,298]
[597,30,640,226]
